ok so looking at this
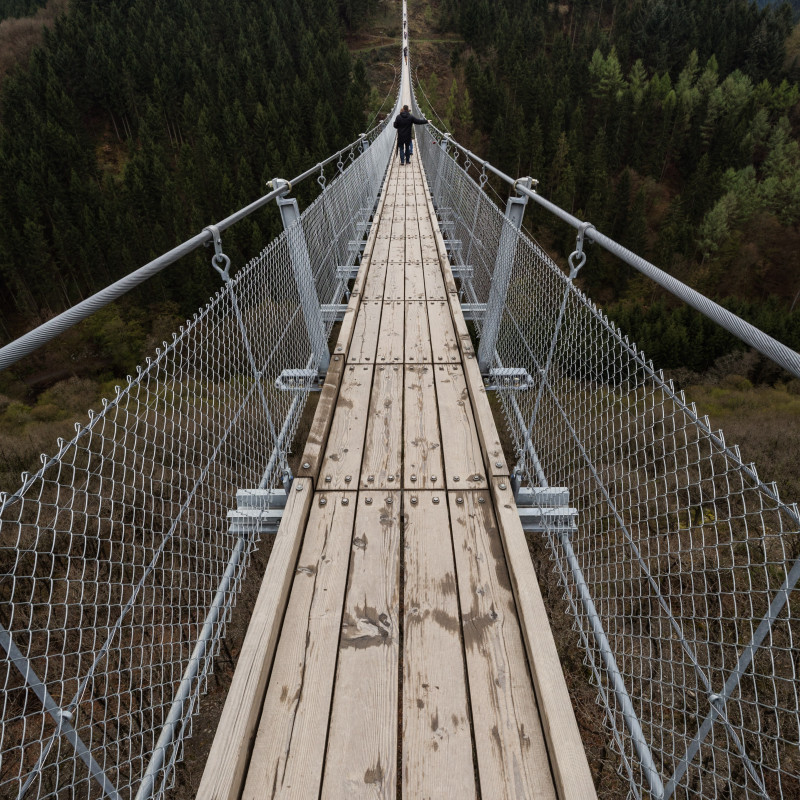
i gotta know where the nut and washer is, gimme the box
[410,497,418,505]
[495,462,503,468]
[499,483,507,490]
[386,497,393,505]
[456,497,464,505]
[303,462,311,469]
[365,497,373,505]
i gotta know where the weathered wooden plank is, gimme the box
[297,355,345,482]
[320,365,374,489]
[404,260,426,300]
[360,365,403,490]
[242,492,356,800]
[433,363,486,489]
[448,490,557,800]
[427,300,460,363]
[376,300,404,364]
[348,301,383,364]
[383,257,405,300]
[403,365,443,490]
[403,492,477,799]
[321,491,401,799]
[404,302,432,364]
[459,349,509,478]
[490,478,598,800]
[422,259,447,300]
[197,478,314,800]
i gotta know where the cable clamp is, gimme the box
[567,221,595,279]
[204,223,231,282]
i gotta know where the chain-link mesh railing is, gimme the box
[417,123,800,799]
[0,114,397,800]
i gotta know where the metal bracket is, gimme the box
[227,488,288,536]
[515,486,578,533]
[483,367,535,391]
[275,368,322,392]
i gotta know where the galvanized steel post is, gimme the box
[272,178,330,373]
[477,177,532,372]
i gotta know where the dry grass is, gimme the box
[0,0,68,86]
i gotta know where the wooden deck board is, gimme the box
[433,363,486,490]
[321,365,374,489]
[348,301,383,365]
[448,490,557,800]
[242,492,356,799]
[403,493,477,799]
[376,300,404,364]
[360,365,403,491]
[405,302,432,364]
[403,365,443,490]
[427,300,460,364]
[321,491,401,799]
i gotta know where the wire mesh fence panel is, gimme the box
[0,121,396,800]
[417,126,800,800]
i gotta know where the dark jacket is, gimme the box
[393,110,428,145]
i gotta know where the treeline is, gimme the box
[0,0,370,323]
[426,0,800,372]
[0,0,48,22]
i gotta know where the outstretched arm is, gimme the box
[411,115,428,125]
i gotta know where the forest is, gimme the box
[417,0,800,372]
[0,0,370,327]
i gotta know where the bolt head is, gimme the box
[320,497,327,506]
[495,462,503,468]
[365,497,373,505]
[411,496,418,505]
[325,475,332,482]
[342,497,349,505]
[456,497,463,505]
[386,497,393,505]
[499,482,507,490]
[453,475,460,482]
[432,497,440,504]
[303,462,311,470]
[478,497,485,504]
[345,475,352,483]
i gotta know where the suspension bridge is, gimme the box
[2,3,800,798]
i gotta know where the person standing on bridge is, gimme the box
[393,104,427,165]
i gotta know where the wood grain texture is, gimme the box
[403,365,443,490]
[360,365,403,490]
[432,363,486,489]
[427,300,460,364]
[297,356,345,481]
[321,365,374,489]
[321,491,401,799]
[348,301,383,364]
[490,478,597,800]
[459,350,509,478]
[403,492,477,799]
[197,478,314,800]
[404,259,426,300]
[404,302,432,364]
[376,300,404,364]
[448,491,557,800]
[242,492,356,800]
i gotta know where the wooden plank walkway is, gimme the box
[198,124,597,800]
